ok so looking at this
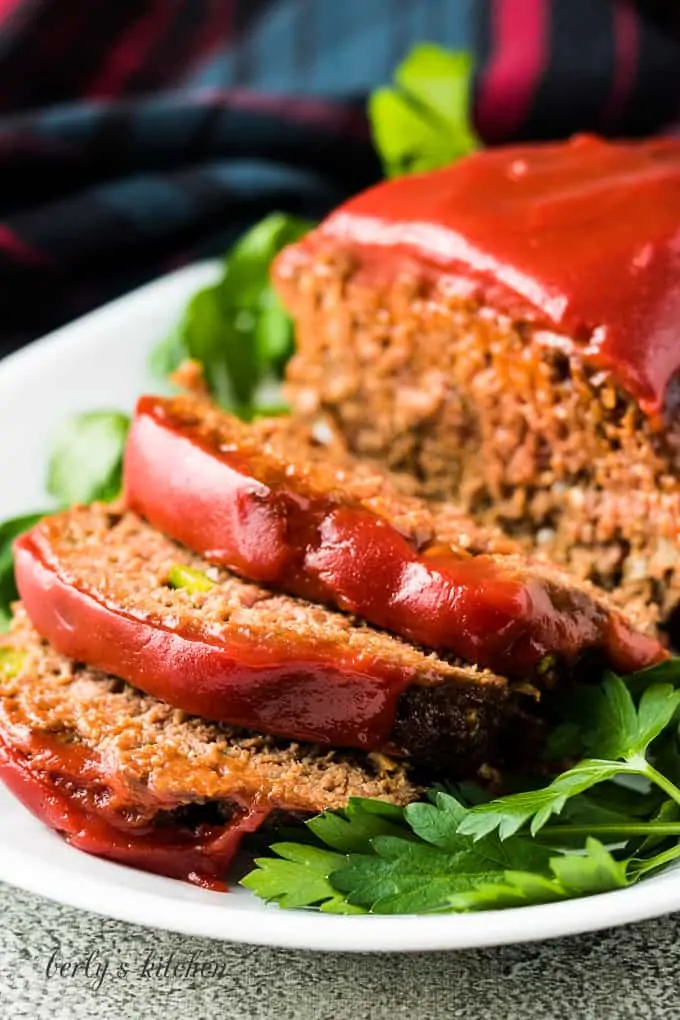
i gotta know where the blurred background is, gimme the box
[0,0,679,356]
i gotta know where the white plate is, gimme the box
[0,264,678,952]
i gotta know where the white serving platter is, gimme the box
[0,263,677,951]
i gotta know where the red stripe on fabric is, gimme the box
[87,2,179,97]
[0,0,24,23]
[601,1,638,129]
[0,225,47,265]
[474,0,549,144]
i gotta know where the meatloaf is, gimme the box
[273,134,680,630]
[0,609,420,888]
[123,393,663,677]
[14,504,532,772]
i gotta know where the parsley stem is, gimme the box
[540,823,680,839]
[633,842,680,879]
[641,762,680,808]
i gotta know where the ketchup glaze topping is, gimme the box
[309,134,680,418]
[122,396,665,685]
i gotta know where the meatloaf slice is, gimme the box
[273,136,680,631]
[123,394,663,678]
[0,609,420,888]
[14,505,526,771]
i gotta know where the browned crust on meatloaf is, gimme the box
[25,505,525,771]
[36,504,511,686]
[275,245,678,631]
[0,608,420,819]
[157,393,519,558]
[133,394,659,656]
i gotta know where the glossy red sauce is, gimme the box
[123,396,665,678]
[0,726,268,889]
[298,134,680,418]
[14,530,424,751]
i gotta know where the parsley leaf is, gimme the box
[47,410,130,505]
[446,872,567,912]
[150,212,314,418]
[457,761,626,842]
[582,672,640,759]
[307,797,408,853]
[369,45,478,178]
[0,512,49,630]
[633,683,680,756]
[0,408,130,630]
[549,838,629,894]
[449,841,629,912]
[243,799,630,916]
[334,839,495,914]
[459,678,680,842]
[243,669,680,915]
[622,657,680,697]
[241,843,362,913]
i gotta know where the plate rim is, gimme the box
[0,825,677,952]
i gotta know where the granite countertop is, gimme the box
[1,883,678,1020]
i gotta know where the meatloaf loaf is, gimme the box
[15,504,528,772]
[123,393,663,677]
[274,134,680,629]
[0,609,419,888]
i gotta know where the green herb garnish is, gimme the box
[242,667,680,914]
[0,513,49,630]
[150,212,314,417]
[369,44,479,178]
[167,565,214,594]
[0,409,131,628]
[47,410,130,506]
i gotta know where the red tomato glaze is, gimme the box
[297,134,680,419]
[123,396,665,677]
[13,530,424,751]
[0,727,267,890]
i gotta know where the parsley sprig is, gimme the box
[242,667,680,914]
[369,44,479,178]
[0,409,131,629]
[0,513,47,630]
[149,212,314,419]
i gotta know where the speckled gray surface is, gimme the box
[0,884,678,1020]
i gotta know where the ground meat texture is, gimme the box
[0,610,421,888]
[126,392,517,557]
[14,505,530,771]
[122,394,663,678]
[274,244,680,634]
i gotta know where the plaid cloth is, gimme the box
[0,0,678,354]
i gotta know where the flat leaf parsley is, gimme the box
[243,666,680,914]
[369,44,479,178]
[149,212,314,418]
